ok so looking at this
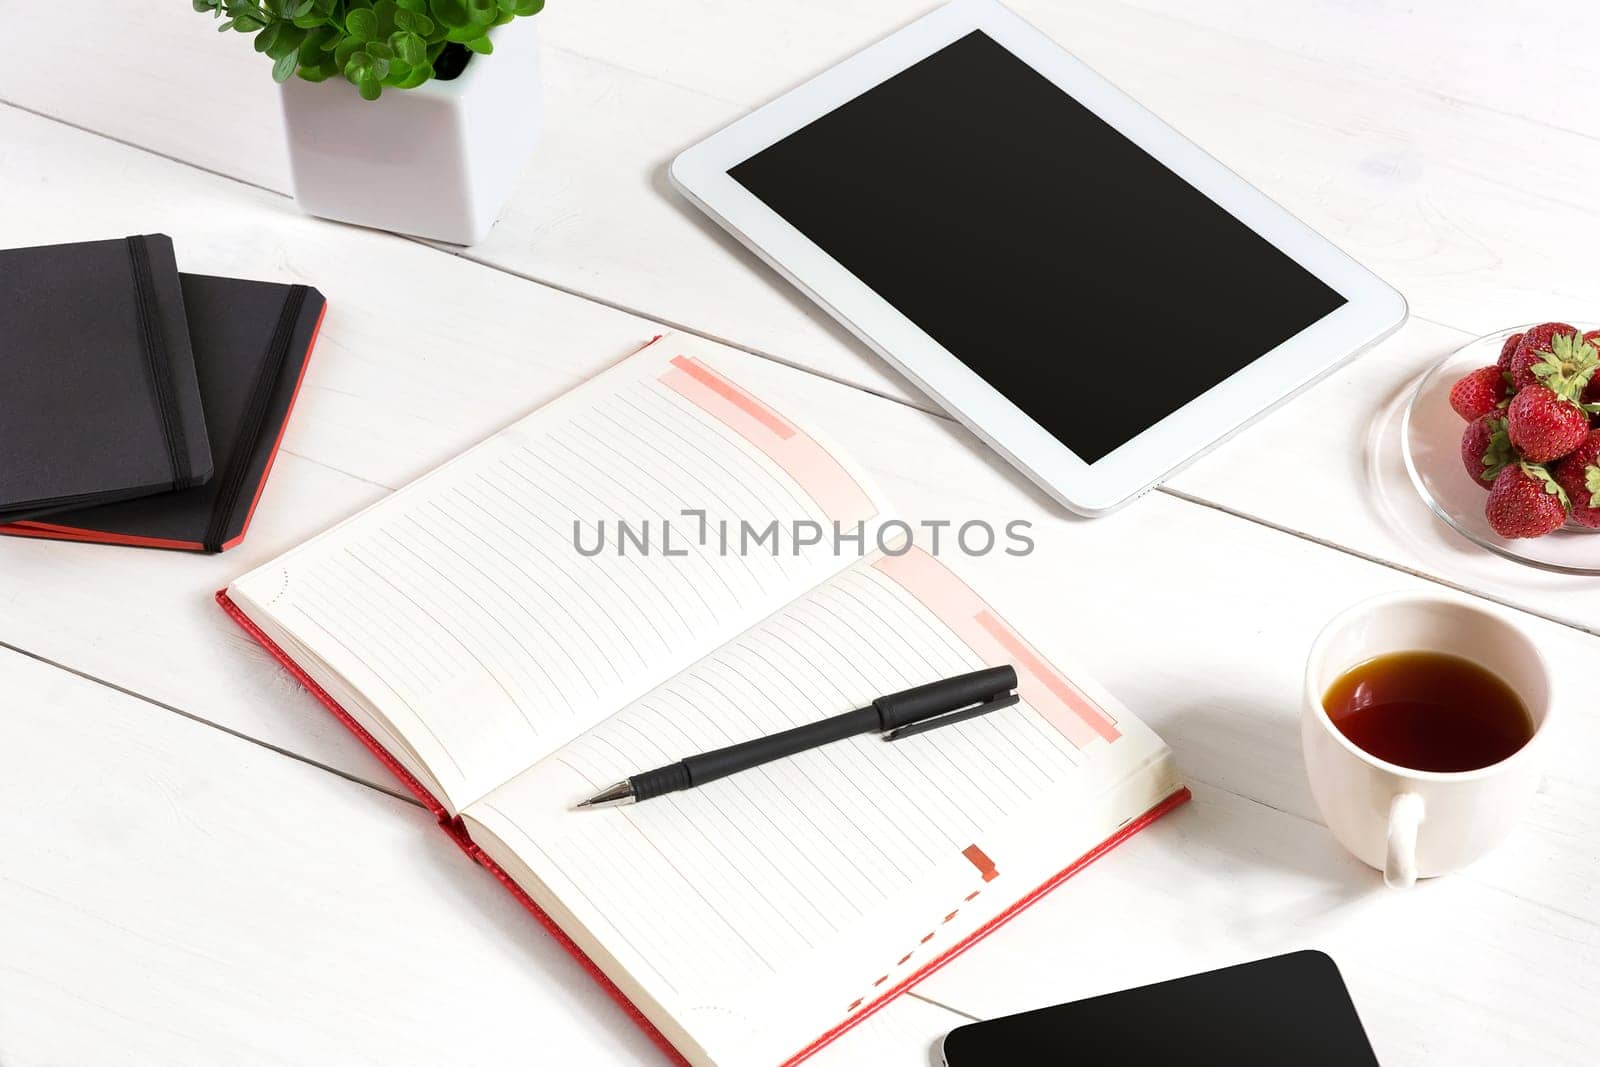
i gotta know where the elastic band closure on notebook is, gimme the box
[127,236,191,490]
[202,284,307,553]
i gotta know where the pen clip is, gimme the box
[883,692,1019,741]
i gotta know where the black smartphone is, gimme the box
[938,951,1379,1065]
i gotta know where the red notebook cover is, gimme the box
[217,589,1189,1066]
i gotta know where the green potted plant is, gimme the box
[193,0,546,244]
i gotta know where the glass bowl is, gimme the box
[1401,323,1600,574]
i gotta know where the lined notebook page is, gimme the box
[228,337,885,810]
[464,549,1174,1065]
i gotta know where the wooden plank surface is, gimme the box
[0,100,1593,793]
[2,1,1598,1063]
[918,780,1600,1065]
[3,1,1596,635]
[0,646,967,1066]
[9,540,1596,1067]
[0,80,1596,857]
[8,0,1600,368]
[0,644,671,1066]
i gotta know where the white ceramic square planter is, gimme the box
[279,17,541,245]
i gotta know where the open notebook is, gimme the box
[219,335,1187,1066]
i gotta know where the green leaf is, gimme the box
[430,0,470,29]
[394,9,434,34]
[269,25,307,58]
[272,50,299,82]
[345,50,392,82]
[391,30,427,66]
[371,0,402,35]
[334,37,364,66]
[345,7,379,39]
[192,0,542,96]
[298,27,333,62]
[394,65,434,88]
[1479,415,1516,482]
[305,54,341,79]
[354,50,391,80]
[1524,462,1570,509]
[1534,331,1600,402]
[1586,464,1600,508]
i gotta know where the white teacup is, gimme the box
[1302,593,1553,888]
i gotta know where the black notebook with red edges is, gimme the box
[1,274,326,552]
[1,234,213,521]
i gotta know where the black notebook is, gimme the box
[2,275,326,552]
[1,234,213,521]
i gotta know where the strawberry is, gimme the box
[1552,430,1600,529]
[1510,324,1592,394]
[1506,385,1589,462]
[1497,331,1525,373]
[1584,330,1600,407]
[1461,411,1514,489]
[1448,365,1508,420]
[1485,462,1569,539]
[1509,323,1573,373]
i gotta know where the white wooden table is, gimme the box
[3,3,1598,1064]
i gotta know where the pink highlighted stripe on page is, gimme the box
[873,549,1120,747]
[661,355,877,525]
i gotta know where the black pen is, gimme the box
[577,665,1019,807]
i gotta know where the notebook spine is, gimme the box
[216,587,1190,1067]
[213,589,692,1066]
[126,235,192,491]
[201,285,309,553]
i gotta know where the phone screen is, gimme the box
[940,951,1378,1065]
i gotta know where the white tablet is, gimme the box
[670,0,1407,515]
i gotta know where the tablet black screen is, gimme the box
[730,30,1347,463]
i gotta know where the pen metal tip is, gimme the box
[576,781,635,809]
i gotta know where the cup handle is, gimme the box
[1385,793,1426,888]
